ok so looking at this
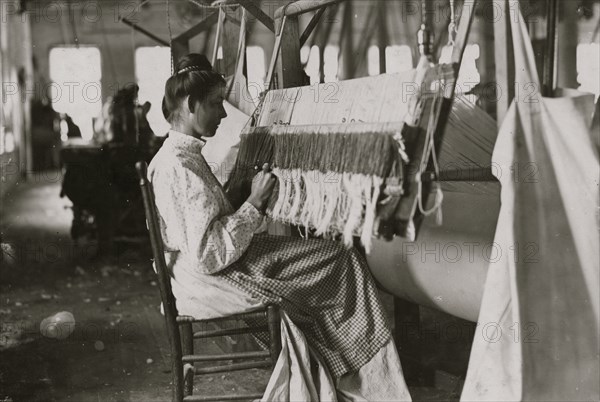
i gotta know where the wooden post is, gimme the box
[171,39,190,68]
[394,298,428,385]
[317,5,337,83]
[181,323,194,396]
[267,305,282,368]
[478,0,497,116]
[556,0,578,90]
[220,10,241,77]
[493,0,515,127]
[377,1,388,74]
[351,5,378,77]
[542,0,558,96]
[274,15,304,89]
[340,1,354,80]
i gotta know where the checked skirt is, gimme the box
[218,233,392,378]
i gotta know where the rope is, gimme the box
[166,0,173,74]
[212,8,225,66]
[417,89,444,220]
[447,0,457,46]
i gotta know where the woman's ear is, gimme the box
[182,95,192,114]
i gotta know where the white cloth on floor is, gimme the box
[261,311,412,402]
[336,338,412,402]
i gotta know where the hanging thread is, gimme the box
[166,0,173,74]
[447,0,457,46]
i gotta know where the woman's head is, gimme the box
[162,54,227,137]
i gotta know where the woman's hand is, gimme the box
[247,163,277,213]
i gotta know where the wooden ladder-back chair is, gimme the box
[136,161,281,402]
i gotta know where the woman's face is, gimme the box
[191,84,227,138]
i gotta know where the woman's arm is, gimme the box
[225,179,252,211]
[153,160,263,275]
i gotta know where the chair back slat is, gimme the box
[136,161,184,402]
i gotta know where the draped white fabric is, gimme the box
[260,312,412,402]
[461,2,599,400]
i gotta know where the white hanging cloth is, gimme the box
[461,1,599,400]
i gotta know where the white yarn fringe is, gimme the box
[266,169,387,252]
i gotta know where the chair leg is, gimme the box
[267,305,282,368]
[181,323,194,396]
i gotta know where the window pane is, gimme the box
[246,46,266,99]
[440,44,480,103]
[49,47,102,141]
[386,45,412,73]
[368,46,380,76]
[135,46,171,136]
[577,43,600,101]
[302,45,320,84]
[324,45,339,82]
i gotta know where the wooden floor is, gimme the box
[0,172,464,401]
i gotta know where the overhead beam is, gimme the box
[275,0,341,18]
[299,7,327,47]
[173,11,219,43]
[237,0,275,32]
[121,18,169,46]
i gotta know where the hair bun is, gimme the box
[163,53,225,124]
[175,54,213,75]
[176,65,207,75]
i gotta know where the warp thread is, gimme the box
[230,124,407,252]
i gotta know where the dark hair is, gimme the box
[162,54,226,123]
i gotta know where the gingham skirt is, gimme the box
[218,233,391,378]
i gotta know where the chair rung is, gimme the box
[177,309,268,324]
[183,351,270,363]
[183,393,264,401]
[194,360,273,374]
[193,325,269,339]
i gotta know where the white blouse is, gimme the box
[148,130,265,318]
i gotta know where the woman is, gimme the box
[149,54,411,401]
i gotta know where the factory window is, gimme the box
[367,46,380,76]
[324,45,339,82]
[577,43,600,101]
[367,45,413,76]
[386,45,413,73]
[49,46,102,141]
[300,45,338,83]
[135,46,171,137]
[440,44,481,103]
[246,46,266,97]
[301,45,320,84]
